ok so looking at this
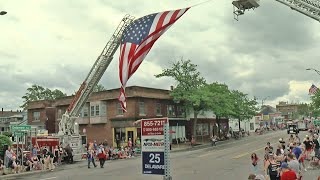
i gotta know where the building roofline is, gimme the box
[54,85,171,100]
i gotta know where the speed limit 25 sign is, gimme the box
[141,118,168,175]
[142,152,165,174]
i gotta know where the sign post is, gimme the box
[10,125,31,166]
[141,118,170,178]
[163,121,171,180]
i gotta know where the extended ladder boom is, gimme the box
[276,0,320,22]
[58,14,135,135]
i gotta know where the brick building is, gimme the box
[276,101,299,119]
[27,86,188,147]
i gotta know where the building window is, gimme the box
[95,105,100,116]
[156,103,161,115]
[83,106,89,117]
[117,103,123,115]
[196,123,209,136]
[33,112,40,121]
[90,106,95,117]
[114,128,126,143]
[250,123,254,130]
[176,106,184,117]
[139,101,145,115]
[167,105,175,116]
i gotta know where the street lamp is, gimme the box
[0,11,7,15]
[306,68,320,76]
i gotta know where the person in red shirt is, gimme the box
[280,162,297,180]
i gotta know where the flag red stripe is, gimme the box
[156,11,170,31]
[169,10,180,24]
[119,44,126,85]
[127,44,137,66]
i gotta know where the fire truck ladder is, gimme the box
[58,15,135,135]
[276,0,320,22]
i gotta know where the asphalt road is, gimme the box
[3,130,320,180]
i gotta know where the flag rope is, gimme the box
[190,0,215,7]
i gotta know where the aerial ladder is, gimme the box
[232,0,320,22]
[56,15,135,157]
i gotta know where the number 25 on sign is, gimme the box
[149,153,161,163]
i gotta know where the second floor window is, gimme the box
[167,105,175,116]
[90,106,95,117]
[156,103,161,115]
[176,106,184,116]
[117,103,123,115]
[83,106,89,117]
[96,105,100,116]
[139,101,145,115]
[33,111,40,121]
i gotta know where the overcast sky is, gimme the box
[1,0,319,110]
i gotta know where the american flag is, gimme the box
[309,84,318,95]
[118,8,190,111]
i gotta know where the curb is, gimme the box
[1,169,45,179]
[0,162,81,179]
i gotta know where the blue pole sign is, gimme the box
[142,152,165,175]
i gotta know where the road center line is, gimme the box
[199,141,255,158]
[232,133,294,159]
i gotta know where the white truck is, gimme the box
[297,121,308,131]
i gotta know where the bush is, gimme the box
[2,131,12,137]
[0,135,12,157]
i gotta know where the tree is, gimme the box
[2,131,12,137]
[296,103,310,118]
[93,84,106,92]
[21,84,66,109]
[205,82,234,137]
[0,135,12,157]
[155,59,207,137]
[230,90,258,131]
[310,91,320,117]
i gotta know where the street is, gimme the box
[4,130,319,180]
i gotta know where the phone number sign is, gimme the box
[141,118,168,175]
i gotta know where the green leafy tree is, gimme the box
[2,131,12,137]
[21,84,66,109]
[297,103,310,118]
[155,59,207,136]
[0,135,12,157]
[310,91,320,117]
[230,90,258,130]
[205,82,234,137]
[93,84,106,92]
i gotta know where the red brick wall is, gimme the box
[79,123,113,145]
[27,108,47,125]
[45,107,56,133]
